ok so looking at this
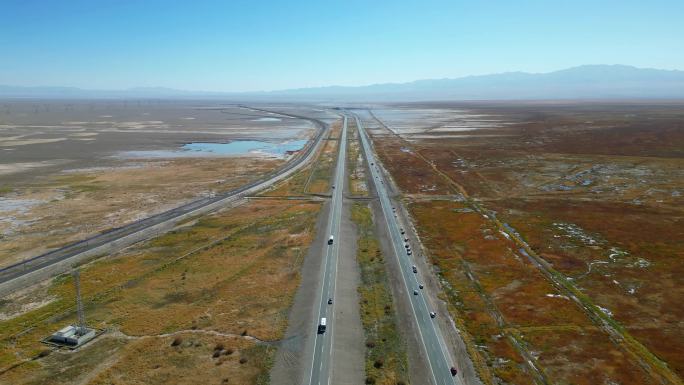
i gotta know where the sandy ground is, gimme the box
[270,200,330,385]
[0,156,281,267]
[0,101,341,268]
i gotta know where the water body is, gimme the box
[120,139,307,159]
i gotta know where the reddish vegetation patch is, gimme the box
[491,198,684,376]
[524,328,658,385]
[374,135,454,195]
[408,200,652,384]
[371,102,684,383]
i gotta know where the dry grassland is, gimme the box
[0,157,281,267]
[0,199,321,385]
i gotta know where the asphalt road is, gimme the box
[0,108,328,290]
[356,115,462,385]
[308,116,347,385]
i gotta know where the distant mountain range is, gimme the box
[2,65,683,101]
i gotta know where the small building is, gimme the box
[47,325,97,348]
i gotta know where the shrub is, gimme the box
[373,358,384,368]
[214,343,225,351]
[223,348,234,355]
[365,376,376,384]
[171,337,182,346]
[239,357,248,364]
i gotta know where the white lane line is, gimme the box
[308,123,341,385]
[327,116,346,385]
[359,115,460,385]
[356,117,441,385]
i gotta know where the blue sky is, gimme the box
[1,0,683,91]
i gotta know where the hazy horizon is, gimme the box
[1,64,682,94]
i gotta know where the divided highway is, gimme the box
[356,115,461,385]
[308,116,347,385]
[0,108,328,293]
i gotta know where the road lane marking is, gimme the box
[356,115,460,385]
[356,116,441,385]
[309,116,347,385]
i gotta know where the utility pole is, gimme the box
[72,269,86,334]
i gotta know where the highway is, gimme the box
[0,108,328,293]
[307,116,347,385]
[355,115,461,385]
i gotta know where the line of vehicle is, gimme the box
[308,116,346,385]
[355,114,459,385]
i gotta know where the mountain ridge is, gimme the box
[2,65,683,100]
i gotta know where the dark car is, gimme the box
[430,311,436,318]
[412,265,417,273]
[450,367,458,376]
[328,298,333,305]
[419,284,424,289]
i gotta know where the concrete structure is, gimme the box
[47,325,96,347]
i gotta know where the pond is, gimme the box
[120,139,308,159]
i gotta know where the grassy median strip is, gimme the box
[305,134,338,194]
[346,119,369,197]
[352,203,410,385]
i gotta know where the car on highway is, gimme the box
[318,317,327,334]
[407,249,412,255]
[450,367,458,376]
[412,265,417,273]
[419,284,424,289]
[430,311,436,318]
[328,235,334,245]
[405,243,410,249]
[400,228,405,235]
[328,298,333,305]
[332,184,335,189]
[413,290,419,295]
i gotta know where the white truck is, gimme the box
[318,317,327,334]
[328,235,334,245]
